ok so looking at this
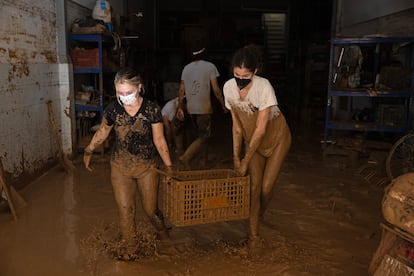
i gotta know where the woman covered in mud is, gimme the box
[83,67,174,260]
[223,45,291,256]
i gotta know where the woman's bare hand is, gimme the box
[83,151,93,172]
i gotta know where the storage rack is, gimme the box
[68,33,114,152]
[323,37,414,144]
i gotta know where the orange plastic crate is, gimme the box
[160,169,250,227]
[70,48,106,68]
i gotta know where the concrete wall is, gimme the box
[339,0,414,27]
[0,0,92,186]
[335,0,414,36]
[338,8,414,37]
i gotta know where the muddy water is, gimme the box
[0,168,83,275]
[0,116,386,275]
[0,157,121,275]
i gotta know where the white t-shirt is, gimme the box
[223,75,280,119]
[223,75,284,157]
[161,97,179,122]
[181,60,220,114]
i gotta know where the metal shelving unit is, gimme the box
[68,33,113,114]
[323,36,414,144]
[68,33,114,152]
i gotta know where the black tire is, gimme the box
[385,132,414,180]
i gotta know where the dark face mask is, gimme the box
[235,77,252,89]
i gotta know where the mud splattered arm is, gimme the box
[84,118,113,152]
[83,118,113,171]
[152,122,173,168]
[238,107,269,176]
[230,110,243,170]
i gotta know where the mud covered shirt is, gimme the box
[103,98,162,166]
[223,75,283,157]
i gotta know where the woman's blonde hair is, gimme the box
[114,67,142,88]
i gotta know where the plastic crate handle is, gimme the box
[152,168,185,181]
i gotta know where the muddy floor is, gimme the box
[0,114,389,275]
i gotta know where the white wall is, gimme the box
[0,1,63,183]
[0,0,93,184]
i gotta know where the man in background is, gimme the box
[176,42,227,170]
[161,96,185,157]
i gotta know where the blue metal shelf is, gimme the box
[69,33,113,152]
[69,33,113,72]
[326,121,410,133]
[75,104,103,112]
[323,37,414,144]
[329,90,412,98]
[68,33,113,41]
[72,68,113,74]
[73,68,102,74]
[332,37,414,45]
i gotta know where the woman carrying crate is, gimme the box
[223,45,291,257]
[83,67,174,260]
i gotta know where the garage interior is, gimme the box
[69,0,333,146]
[1,0,414,275]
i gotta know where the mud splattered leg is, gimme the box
[137,168,177,255]
[248,153,265,257]
[111,166,137,242]
[179,137,208,169]
[110,165,138,260]
[179,115,211,170]
[260,132,291,217]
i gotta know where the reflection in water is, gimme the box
[62,172,79,262]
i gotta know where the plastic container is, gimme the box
[160,169,250,227]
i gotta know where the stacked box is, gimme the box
[70,48,107,68]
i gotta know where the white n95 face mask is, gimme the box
[119,92,137,105]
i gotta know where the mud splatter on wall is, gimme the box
[0,0,78,185]
[0,1,57,64]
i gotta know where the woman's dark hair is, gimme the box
[230,44,261,73]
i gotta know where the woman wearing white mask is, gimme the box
[83,67,174,260]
